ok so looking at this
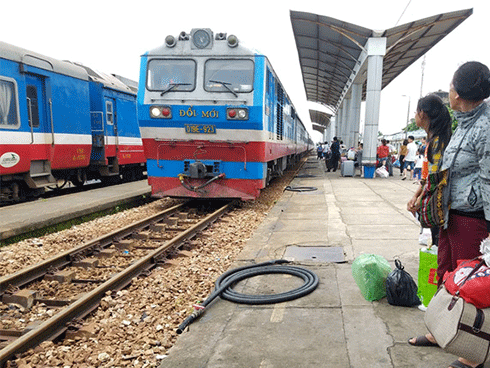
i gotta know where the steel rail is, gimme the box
[0,202,232,367]
[0,202,186,296]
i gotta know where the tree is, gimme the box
[402,118,418,132]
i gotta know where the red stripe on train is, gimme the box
[141,139,301,162]
[148,176,265,200]
[0,144,92,174]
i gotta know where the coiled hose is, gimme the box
[284,186,317,192]
[177,260,319,334]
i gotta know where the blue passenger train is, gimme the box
[0,41,145,202]
[138,29,313,200]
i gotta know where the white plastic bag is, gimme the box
[375,166,389,178]
[418,228,432,246]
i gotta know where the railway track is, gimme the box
[0,200,233,367]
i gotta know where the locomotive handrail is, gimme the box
[49,98,54,146]
[27,97,34,144]
[149,97,248,104]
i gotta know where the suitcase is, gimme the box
[341,160,355,177]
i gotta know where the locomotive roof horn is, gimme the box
[227,35,238,48]
[165,35,177,48]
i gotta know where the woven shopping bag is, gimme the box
[417,246,439,307]
[417,169,450,228]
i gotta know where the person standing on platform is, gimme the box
[354,143,363,176]
[407,94,452,260]
[408,61,490,368]
[322,142,329,160]
[402,135,417,180]
[376,139,390,168]
[413,147,424,182]
[327,137,340,172]
[398,139,408,175]
[387,140,395,176]
[317,144,323,159]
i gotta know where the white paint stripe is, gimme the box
[1,132,141,146]
[105,136,143,145]
[139,126,297,145]
[270,304,285,323]
[2,132,92,145]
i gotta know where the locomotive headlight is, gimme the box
[150,107,161,117]
[227,107,248,120]
[150,105,172,119]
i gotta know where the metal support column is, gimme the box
[342,98,351,147]
[328,117,336,143]
[362,37,386,178]
[350,83,362,148]
[341,102,348,144]
[335,107,342,139]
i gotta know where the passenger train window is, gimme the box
[204,59,253,93]
[26,85,40,128]
[0,78,19,129]
[147,59,196,92]
[106,101,114,125]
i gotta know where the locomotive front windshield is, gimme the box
[147,59,196,92]
[204,59,254,93]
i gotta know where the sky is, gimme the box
[2,0,489,142]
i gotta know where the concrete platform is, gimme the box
[160,157,489,368]
[0,180,151,242]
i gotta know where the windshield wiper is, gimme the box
[160,83,191,96]
[209,80,238,97]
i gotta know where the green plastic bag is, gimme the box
[352,254,392,301]
[417,246,438,307]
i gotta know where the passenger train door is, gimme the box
[25,74,57,185]
[104,98,118,157]
[26,74,51,148]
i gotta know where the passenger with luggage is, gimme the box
[408,61,490,368]
[354,143,363,176]
[326,137,340,172]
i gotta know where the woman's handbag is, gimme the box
[444,258,490,309]
[417,169,450,228]
[425,259,490,364]
[417,126,472,229]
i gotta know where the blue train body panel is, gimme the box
[147,159,266,180]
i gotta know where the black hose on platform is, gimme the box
[284,186,317,192]
[176,260,319,334]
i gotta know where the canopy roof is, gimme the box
[310,109,332,134]
[309,109,332,126]
[290,9,473,112]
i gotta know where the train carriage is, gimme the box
[0,41,145,202]
[138,29,312,200]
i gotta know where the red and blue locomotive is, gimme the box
[0,41,145,202]
[137,29,312,200]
